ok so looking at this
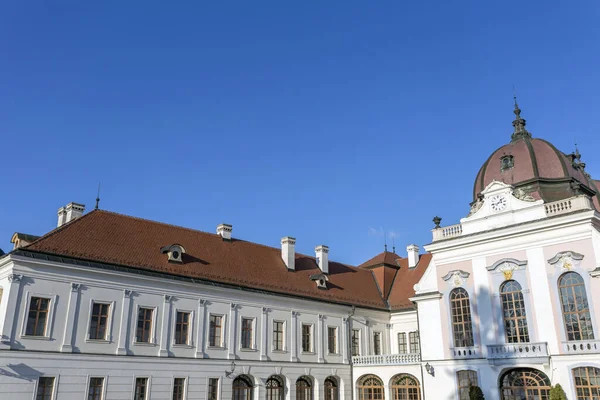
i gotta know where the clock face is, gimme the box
[490,195,507,212]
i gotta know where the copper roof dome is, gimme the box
[473,100,600,208]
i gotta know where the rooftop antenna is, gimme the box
[392,237,396,254]
[95,182,101,210]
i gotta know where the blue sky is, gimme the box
[1,1,599,264]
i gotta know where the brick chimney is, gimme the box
[57,202,85,228]
[216,223,232,240]
[281,237,296,270]
[315,245,329,274]
[407,244,420,268]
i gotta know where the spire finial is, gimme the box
[510,88,531,142]
[95,182,101,210]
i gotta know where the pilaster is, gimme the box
[61,282,81,352]
[116,289,132,355]
[0,274,23,349]
[195,299,206,358]
[159,295,172,357]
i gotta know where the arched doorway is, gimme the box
[296,376,312,400]
[233,375,253,400]
[266,376,284,400]
[357,375,384,400]
[390,374,420,400]
[324,377,338,400]
[499,368,551,400]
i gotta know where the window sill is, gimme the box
[239,348,258,352]
[207,346,226,350]
[272,350,288,354]
[20,335,51,341]
[172,344,194,349]
[85,339,111,344]
[133,341,157,347]
[301,351,316,355]
[328,353,340,356]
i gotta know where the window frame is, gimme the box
[397,332,407,354]
[409,331,420,354]
[206,377,220,400]
[172,309,194,347]
[21,292,57,340]
[240,317,255,350]
[500,280,530,343]
[86,300,115,342]
[133,305,157,345]
[456,370,478,400]
[301,323,314,353]
[208,313,224,348]
[558,272,595,341]
[132,376,151,400]
[171,376,188,400]
[86,375,107,400]
[351,329,361,357]
[33,375,59,400]
[272,320,286,352]
[449,288,475,348]
[373,331,382,355]
[572,366,600,400]
[327,326,338,355]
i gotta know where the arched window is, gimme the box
[499,368,551,400]
[233,375,253,400]
[390,374,420,400]
[357,375,384,400]
[266,376,284,400]
[324,377,338,400]
[457,370,478,400]
[559,272,595,341]
[450,288,474,347]
[500,280,529,343]
[573,367,600,400]
[296,377,312,400]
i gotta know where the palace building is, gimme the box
[1,102,599,399]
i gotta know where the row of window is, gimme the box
[25,297,349,354]
[356,367,600,400]
[36,375,340,400]
[450,272,595,347]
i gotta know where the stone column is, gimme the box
[61,283,81,352]
[290,311,298,362]
[228,303,237,360]
[116,289,133,355]
[318,314,325,363]
[195,299,206,358]
[0,274,23,350]
[260,307,268,361]
[342,317,349,363]
[159,295,172,357]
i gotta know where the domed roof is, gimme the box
[473,100,599,208]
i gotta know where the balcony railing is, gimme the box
[352,353,421,366]
[544,196,593,217]
[451,346,480,358]
[487,342,548,359]
[431,223,463,241]
[564,340,600,354]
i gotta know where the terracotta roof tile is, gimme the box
[386,253,432,311]
[25,210,390,309]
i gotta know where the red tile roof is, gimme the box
[387,253,432,310]
[23,210,429,310]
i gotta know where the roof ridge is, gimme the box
[56,209,357,268]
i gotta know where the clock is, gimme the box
[490,195,507,212]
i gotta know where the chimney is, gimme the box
[57,202,85,228]
[281,237,296,270]
[315,245,329,274]
[216,223,232,240]
[407,244,420,268]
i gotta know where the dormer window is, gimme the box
[501,155,514,172]
[310,273,329,290]
[160,244,186,263]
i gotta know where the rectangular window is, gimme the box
[173,378,186,400]
[136,308,154,343]
[36,377,55,400]
[302,324,313,352]
[134,378,149,400]
[351,329,360,356]
[373,332,381,355]
[328,326,337,354]
[398,332,407,354]
[89,303,110,340]
[409,331,420,353]
[175,311,190,345]
[87,377,104,400]
[273,321,284,351]
[241,318,253,349]
[208,378,219,400]
[209,315,222,347]
[26,297,50,336]
[457,370,478,400]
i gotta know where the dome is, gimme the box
[472,101,599,208]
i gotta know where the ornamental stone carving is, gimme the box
[442,270,470,287]
[487,258,528,281]
[512,188,536,202]
[548,251,584,271]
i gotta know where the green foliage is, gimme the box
[469,385,485,400]
[550,384,567,400]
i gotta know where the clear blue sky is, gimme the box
[1,1,599,264]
